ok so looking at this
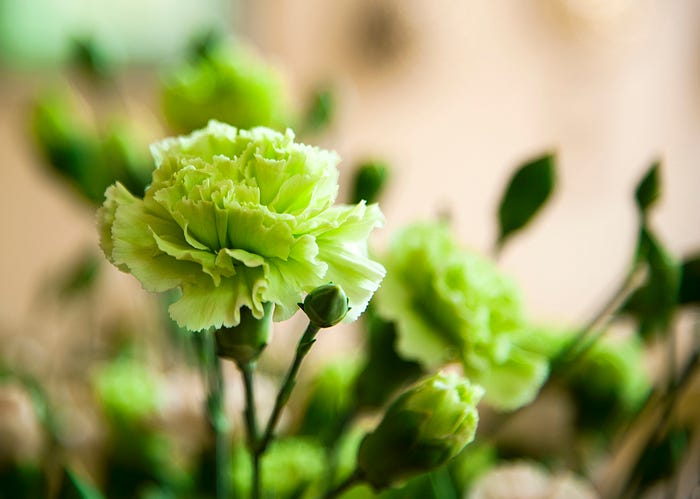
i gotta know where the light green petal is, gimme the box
[110,192,201,292]
[470,347,549,411]
[169,269,267,331]
[266,235,327,321]
[313,203,386,321]
[97,182,133,271]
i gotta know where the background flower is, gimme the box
[357,371,482,490]
[99,120,385,331]
[161,44,292,133]
[373,221,548,410]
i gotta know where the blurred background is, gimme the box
[2,0,700,327]
[1,0,699,497]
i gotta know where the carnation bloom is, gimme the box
[373,222,547,410]
[99,121,385,331]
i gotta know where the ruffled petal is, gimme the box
[169,268,267,331]
[469,347,549,411]
[313,203,386,321]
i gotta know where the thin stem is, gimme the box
[238,361,261,499]
[258,322,320,454]
[203,334,230,499]
[322,469,364,499]
[552,263,647,374]
[613,346,699,498]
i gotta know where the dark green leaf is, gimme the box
[354,312,423,409]
[634,161,661,217]
[70,37,115,80]
[352,160,389,204]
[58,468,105,499]
[187,28,225,61]
[679,253,700,305]
[624,228,681,339]
[496,153,556,250]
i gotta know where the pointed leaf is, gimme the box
[352,160,389,204]
[634,161,661,217]
[625,228,681,339]
[497,153,556,249]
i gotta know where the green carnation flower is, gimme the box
[161,44,291,133]
[99,121,385,331]
[373,222,548,410]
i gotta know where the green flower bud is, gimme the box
[352,161,389,204]
[300,283,349,328]
[357,372,483,490]
[215,302,274,364]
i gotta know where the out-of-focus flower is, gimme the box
[469,461,599,499]
[93,356,162,424]
[515,327,650,431]
[232,436,326,499]
[161,44,292,133]
[31,89,153,204]
[373,222,548,410]
[357,372,482,490]
[99,121,385,331]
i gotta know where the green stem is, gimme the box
[552,263,646,375]
[322,469,364,499]
[614,346,699,498]
[258,322,320,454]
[204,334,230,499]
[238,361,261,499]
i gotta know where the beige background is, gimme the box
[1,0,700,336]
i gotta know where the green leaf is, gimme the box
[625,228,681,339]
[679,253,700,306]
[57,469,105,499]
[496,153,556,250]
[634,161,661,217]
[351,160,389,205]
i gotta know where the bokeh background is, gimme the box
[1,0,699,497]
[2,0,700,329]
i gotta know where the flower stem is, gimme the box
[551,263,647,375]
[258,322,320,455]
[322,469,364,499]
[203,333,230,499]
[238,361,261,499]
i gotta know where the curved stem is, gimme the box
[322,469,364,499]
[258,322,320,454]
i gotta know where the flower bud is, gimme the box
[216,303,273,364]
[357,372,482,490]
[300,284,349,328]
